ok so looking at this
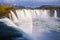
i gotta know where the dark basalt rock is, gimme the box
[49,10,54,17]
[56,9,60,18]
[0,22,22,40]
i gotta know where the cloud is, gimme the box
[5,0,16,3]
[18,0,60,2]
[6,0,15,2]
[38,0,59,2]
[2,0,60,3]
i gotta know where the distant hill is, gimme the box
[35,5,60,9]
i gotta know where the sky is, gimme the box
[0,0,60,7]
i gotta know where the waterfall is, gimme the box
[9,9,59,34]
[10,11,18,23]
[35,10,41,17]
[34,10,37,17]
[54,10,57,18]
[15,10,25,20]
[41,10,50,19]
[9,13,12,20]
[4,9,60,40]
[15,9,33,34]
[9,9,52,35]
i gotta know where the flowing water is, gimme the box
[8,9,60,40]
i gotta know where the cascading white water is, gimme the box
[54,10,57,18]
[9,9,60,40]
[9,9,52,35]
[9,13,12,20]
[41,10,50,19]
[15,9,33,34]
[10,11,18,23]
[15,10,25,20]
